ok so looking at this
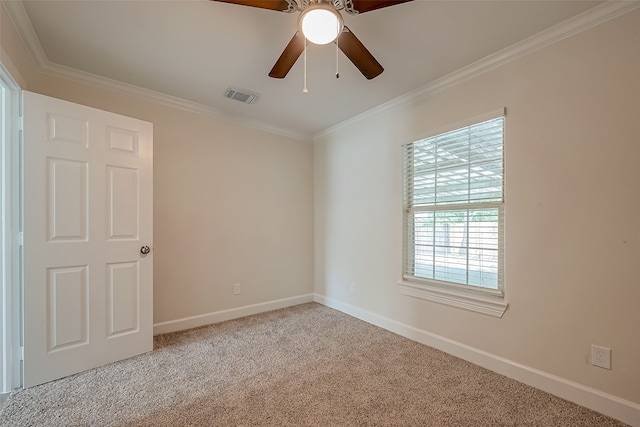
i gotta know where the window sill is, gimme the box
[398,281,508,318]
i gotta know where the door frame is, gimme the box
[0,62,22,399]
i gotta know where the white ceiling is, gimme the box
[12,0,606,136]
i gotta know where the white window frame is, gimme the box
[399,109,508,317]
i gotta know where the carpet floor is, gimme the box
[0,303,627,426]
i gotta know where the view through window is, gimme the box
[402,116,504,294]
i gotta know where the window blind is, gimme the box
[403,117,504,293]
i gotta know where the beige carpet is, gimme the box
[0,303,627,426]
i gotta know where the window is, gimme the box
[401,113,506,315]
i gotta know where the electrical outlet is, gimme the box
[350,282,356,294]
[591,345,611,370]
[233,283,241,295]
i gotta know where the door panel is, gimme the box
[47,158,88,241]
[107,166,139,239]
[23,91,153,388]
[47,265,89,351]
[106,261,139,337]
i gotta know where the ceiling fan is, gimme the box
[212,0,413,80]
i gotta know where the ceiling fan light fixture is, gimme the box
[299,4,343,45]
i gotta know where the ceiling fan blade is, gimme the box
[210,0,292,12]
[269,32,305,78]
[337,27,383,80]
[349,0,413,13]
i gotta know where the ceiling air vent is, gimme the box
[224,87,259,104]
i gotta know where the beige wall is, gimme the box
[34,78,315,324]
[1,6,315,325]
[314,9,640,405]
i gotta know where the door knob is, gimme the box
[140,245,151,255]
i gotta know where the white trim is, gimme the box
[41,62,311,142]
[314,294,640,427]
[398,281,508,318]
[0,1,47,75]
[0,47,27,91]
[0,63,21,394]
[152,294,315,335]
[0,391,9,409]
[314,0,640,140]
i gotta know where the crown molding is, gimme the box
[314,0,640,140]
[1,0,47,74]
[5,0,639,143]
[41,61,312,142]
[1,0,311,143]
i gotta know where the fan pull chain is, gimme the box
[303,37,309,94]
[336,21,340,78]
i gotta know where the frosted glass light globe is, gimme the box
[300,7,343,45]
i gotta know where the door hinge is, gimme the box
[18,231,23,246]
[19,346,24,361]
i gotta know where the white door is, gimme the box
[22,91,153,387]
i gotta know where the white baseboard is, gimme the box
[0,391,9,409]
[153,294,315,335]
[314,294,640,427]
